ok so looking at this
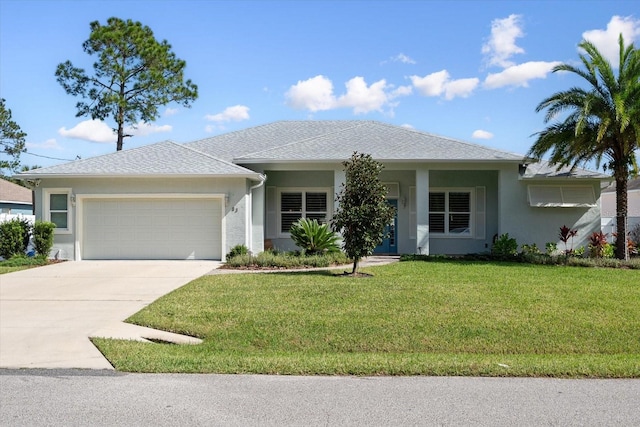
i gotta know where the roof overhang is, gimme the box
[14,173,265,180]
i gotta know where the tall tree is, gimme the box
[527,35,640,260]
[332,152,395,274]
[55,17,198,151]
[0,99,27,177]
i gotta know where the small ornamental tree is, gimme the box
[332,152,395,274]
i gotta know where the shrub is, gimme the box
[558,225,577,254]
[0,218,29,259]
[545,242,558,255]
[226,244,248,259]
[32,221,55,258]
[573,246,585,257]
[588,231,609,258]
[491,233,518,257]
[224,251,349,269]
[290,218,341,255]
[520,243,540,255]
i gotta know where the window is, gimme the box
[45,190,71,233]
[279,190,329,234]
[429,189,472,236]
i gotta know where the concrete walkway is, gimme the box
[0,260,220,369]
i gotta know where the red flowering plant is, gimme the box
[558,225,578,255]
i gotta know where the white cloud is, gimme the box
[164,108,178,116]
[443,77,480,100]
[472,129,494,140]
[582,15,640,66]
[58,119,171,142]
[336,77,389,114]
[285,75,409,114]
[205,105,251,123]
[482,14,525,68]
[410,70,449,97]
[400,123,414,129]
[58,120,115,143]
[484,61,562,89]
[285,75,336,112]
[410,70,479,100]
[390,53,416,64]
[125,121,172,137]
[26,138,62,150]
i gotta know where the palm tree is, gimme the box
[527,35,640,260]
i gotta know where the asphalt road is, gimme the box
[1,370,639,426]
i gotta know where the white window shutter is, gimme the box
[475,186,486,240]
[266,186,277,238]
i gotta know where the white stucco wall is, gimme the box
[499,166,603,251]
[34,177,250,260]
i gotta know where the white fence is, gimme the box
[601,216,640,240]
[0,213,35,224]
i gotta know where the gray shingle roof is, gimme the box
[16,141,261,178]
[521,160,610,180]
[187,120,525,163]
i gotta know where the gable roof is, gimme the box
[187,120,525,163]
[16,141,262,179]
[0,178,32,204]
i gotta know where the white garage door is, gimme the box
[82,198,222,260]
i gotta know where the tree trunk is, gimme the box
[351,258,359,275]
[116,121,124,151]
[614,174,628,260]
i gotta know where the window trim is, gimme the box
[429,187,474,238]
[44,188,72,234]
[277,187,332,237]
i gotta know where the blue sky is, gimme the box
[1,0,638,169]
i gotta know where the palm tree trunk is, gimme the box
[614,175,628,260]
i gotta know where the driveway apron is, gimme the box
[0,261,219,369]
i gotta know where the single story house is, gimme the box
[16,120,609,260]
[1,178,33,215]
[601,178,640,238]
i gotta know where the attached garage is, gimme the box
[80,197,223,260]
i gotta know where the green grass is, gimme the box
[93,260,640,377]
[0,256,49,274]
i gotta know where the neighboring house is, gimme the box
[601,178,640,238]
[16,120,609,261]
[0,178,33,215]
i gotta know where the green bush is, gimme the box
[520,243,540,255]
[33,221,56,257]
[226,244,248,259]
[545,242,558,255]
[290,218,341,255]
[224,251,349,269]
[0,218,29,259]
[491,233,518,257]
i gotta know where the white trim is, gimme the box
[43,188,72,235]
[74,193,226,261]
[429,187,474,238]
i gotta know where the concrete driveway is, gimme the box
[0,260,220,370]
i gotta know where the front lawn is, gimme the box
[93,260,640,377]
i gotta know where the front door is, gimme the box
[374,199,398,254]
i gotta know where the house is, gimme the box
[16,120,609,260]
[0,178,33,215]
[601,178,640,238]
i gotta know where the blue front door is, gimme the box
[374,199,398,254]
